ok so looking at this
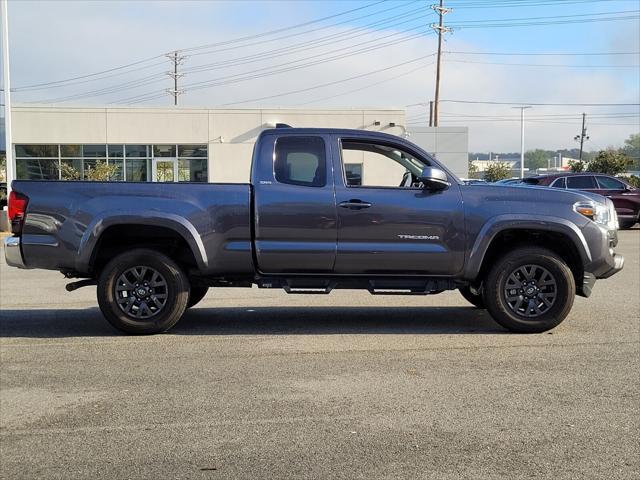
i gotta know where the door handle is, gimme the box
[339,199,372,210]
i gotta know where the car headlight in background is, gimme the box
[574,200,618,230]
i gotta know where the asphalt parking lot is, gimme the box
[1,229,638,480]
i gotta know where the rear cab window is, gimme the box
[274,136,326,187]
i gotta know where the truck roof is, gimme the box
[259,127,407,142]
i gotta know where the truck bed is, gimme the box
[12,180,254,276]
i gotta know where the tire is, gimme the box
[187,286,209,308]
[97,249,190,334]
[459,286,485,309]
[484,247,575,333]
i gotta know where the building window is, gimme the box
[15,145,60,180]
[14,143,207,183]
[153,145,176,157]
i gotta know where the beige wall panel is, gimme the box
[435,130,469,153]
[362,112,407,134]
[260,111,364,130]
[106,110,209,143]
[209,111,263,144]
[209,143,254,183]
[432,152,468,178]
[12,108,107,144]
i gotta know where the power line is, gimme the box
[33,10,433,104]
[408,100,640,106]
[10,55,164,91]
[11,0,394,92]
[186,1,424,59]
[445,50,640,56]
[178,0,389,53]
[182,10,432,74]
[294,63,433,106]
[448,13,640,29]
[118,55,437,107]
[446,59,639,68]
[448,0,627,8]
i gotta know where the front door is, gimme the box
[332,136,465,275]
[152,158,177,182]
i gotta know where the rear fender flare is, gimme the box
[76,212,208,273]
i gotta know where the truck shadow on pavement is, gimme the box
[0,306,505,338]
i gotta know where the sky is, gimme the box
[1,0,639,153]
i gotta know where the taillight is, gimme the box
[8,191,29,235]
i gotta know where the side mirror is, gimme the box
[418,167,450,191]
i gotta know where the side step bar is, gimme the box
[258,278,458,295]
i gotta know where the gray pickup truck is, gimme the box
[5,127,624,334]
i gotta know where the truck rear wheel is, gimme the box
[97,249,190,334]
[187,286,209,308]
[484,247,575,333]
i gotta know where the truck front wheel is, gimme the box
[484,247,575,333]
[97,249,190,334]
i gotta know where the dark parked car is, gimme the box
[5,128,623,334]
[523,173,640,229]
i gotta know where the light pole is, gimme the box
[513,106,531,179]
[1,0,13,196]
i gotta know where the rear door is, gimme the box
[252,133,337,274]
[331,135,465,275]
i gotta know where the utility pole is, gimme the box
[1,0,13,196]
[165,51,185,106]
[574,113,589,161]
[431,0,451,127]
[513,106,532,179]
[428,100,434,127]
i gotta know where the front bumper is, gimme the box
[4,236,27,269]
[577,225,624,297]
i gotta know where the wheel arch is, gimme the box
[465,215,590,286]
[77,213,208,275]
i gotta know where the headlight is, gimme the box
[574,200,618,230]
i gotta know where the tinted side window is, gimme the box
[274,136,326,187]
[596,176,625,190]
[550,177,566,188]
[566,176,596,189]
[341,140,429,188]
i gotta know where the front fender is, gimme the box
[76,211,208,273]
[463,214,591,280]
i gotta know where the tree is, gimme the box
[586,149,631,176]
[525,149,552,171]
[622,133,640,170]
[468,159,478,178]
[60,159,119,181]
[568,159,586,172]
[0,152,6,182]
[484,162,511,182]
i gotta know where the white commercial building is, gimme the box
[5,105,468,184]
